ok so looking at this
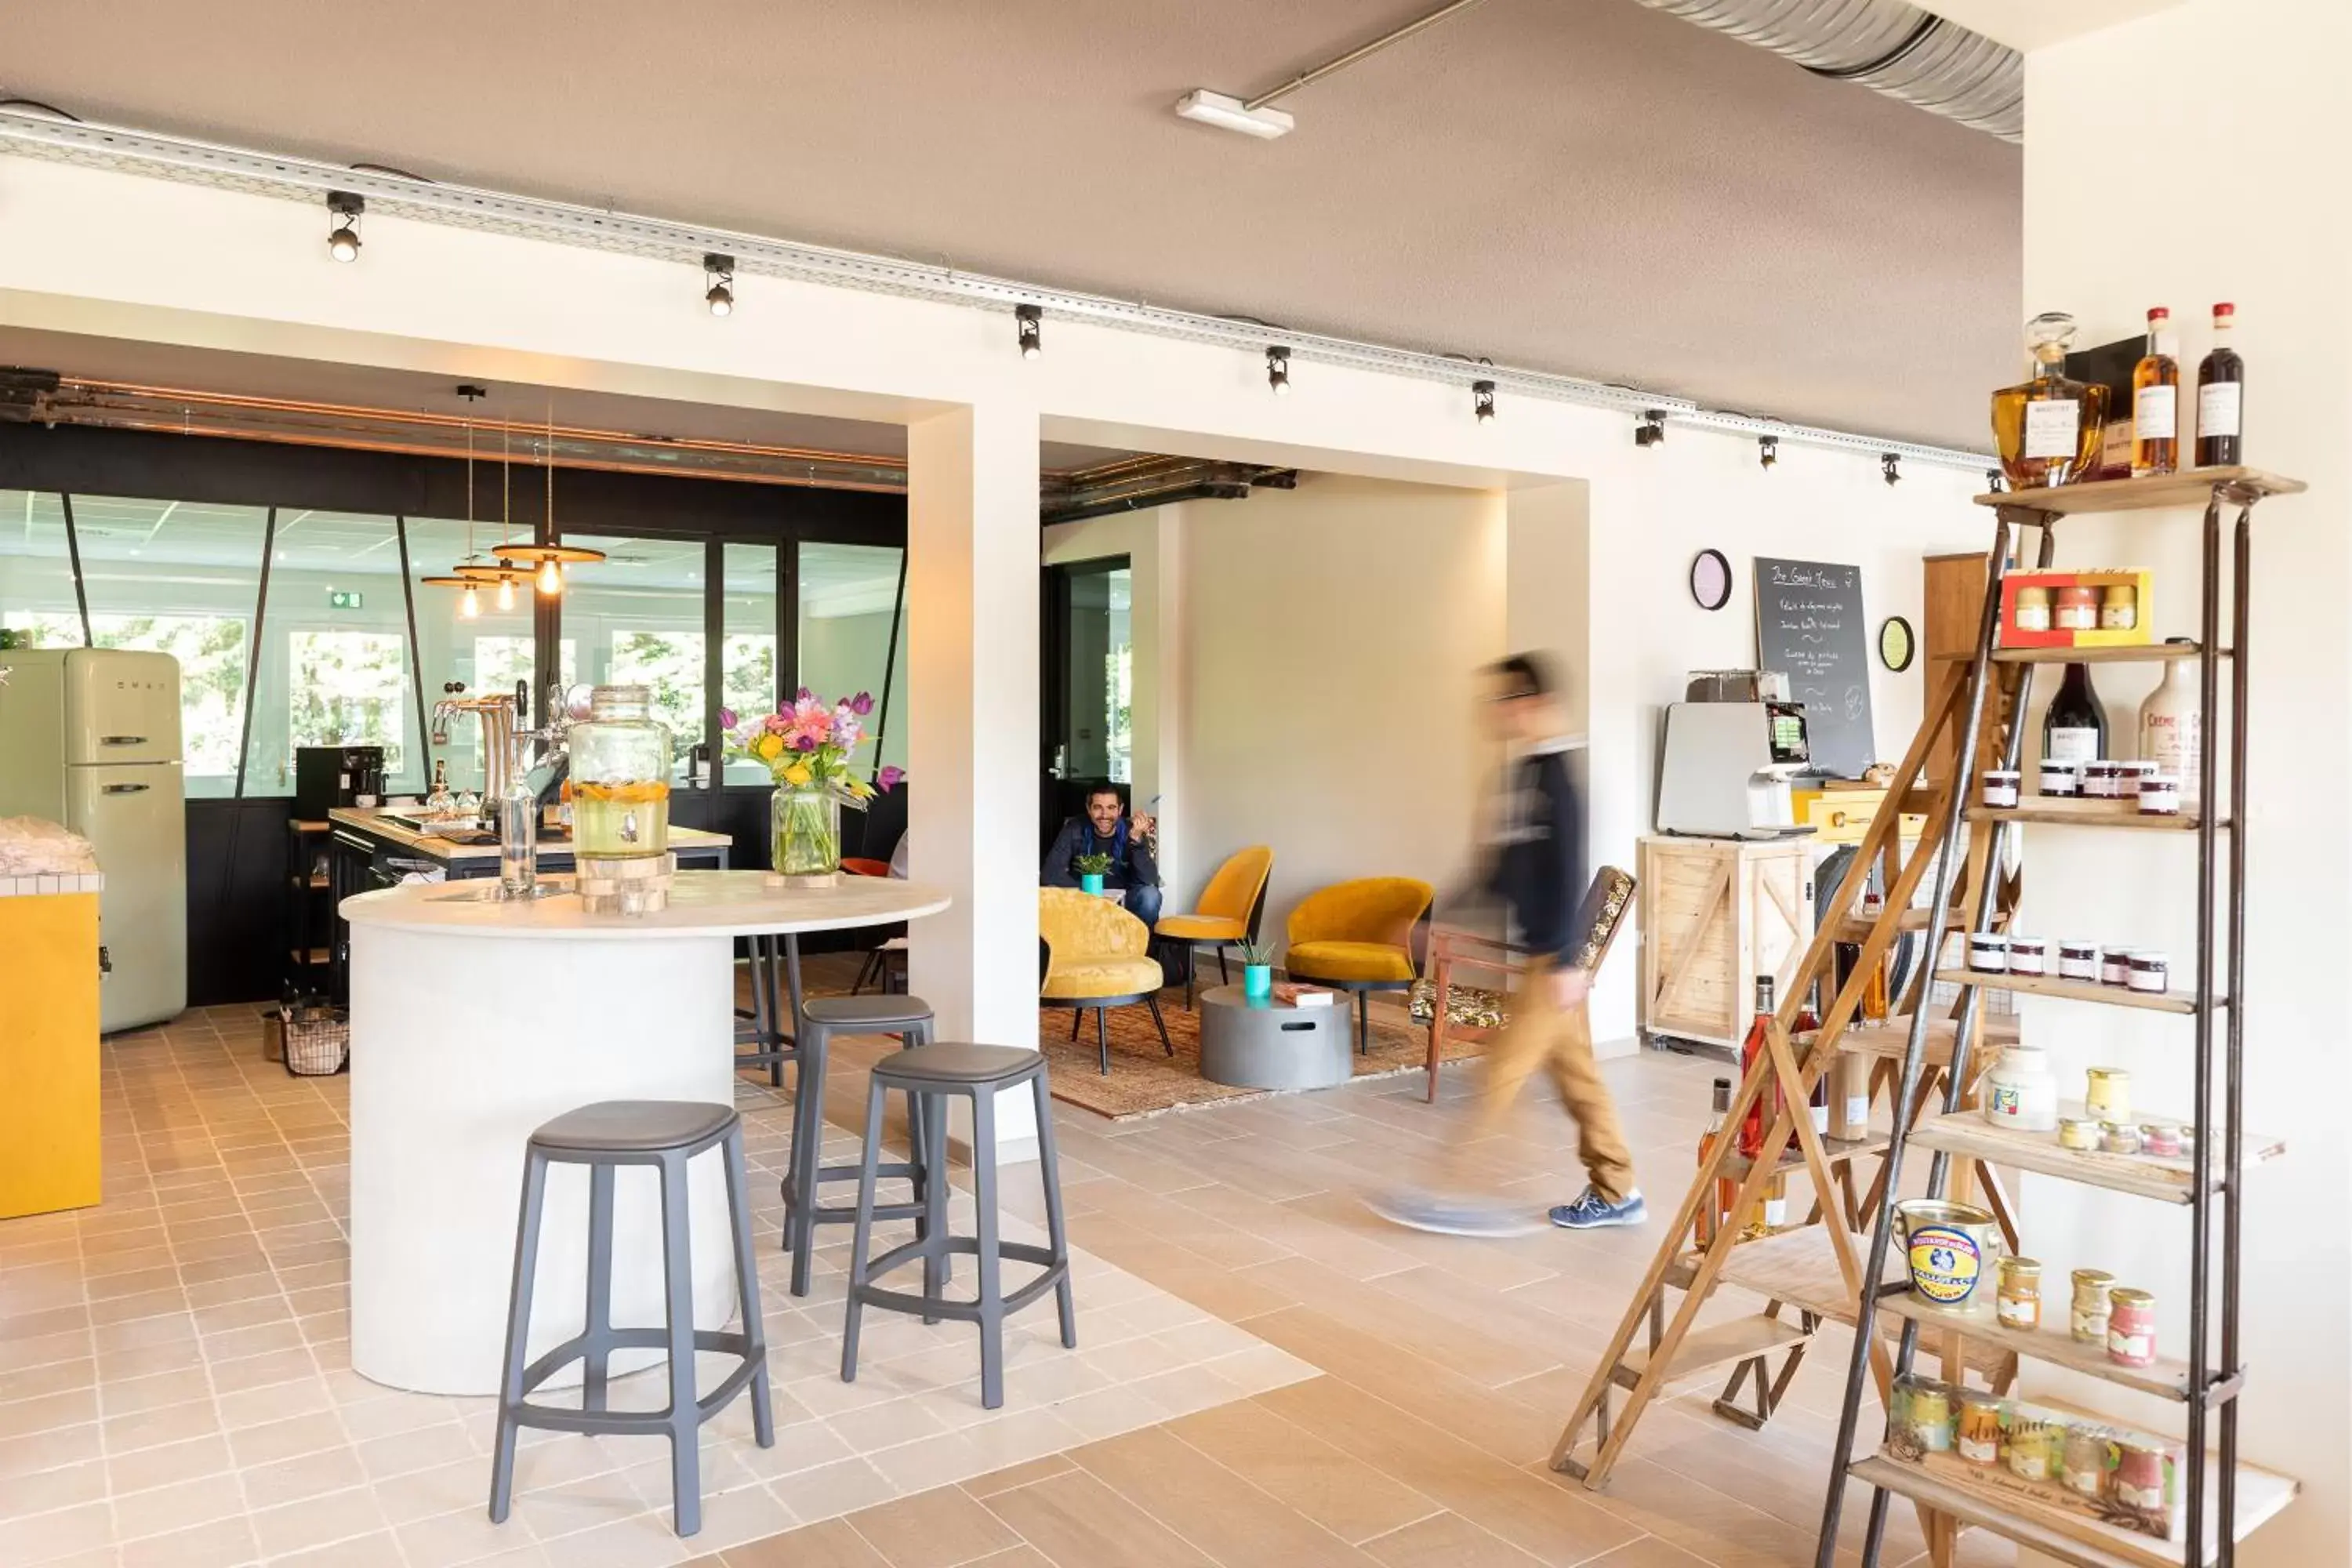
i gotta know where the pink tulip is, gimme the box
[877,765,905,791]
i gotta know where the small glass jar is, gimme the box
[1984,1045,2058,1132]
[2101,948,2135,986]
[2101,1120,2143,1156]
[2054,585,2100,631]
[2082,760,2125,800]
[2063,1425,2112,1499]
[2007,1417,2059,1481]
[1957,1393,2004,1465]
[1997,1256,2042,1329]
[2008,935,2049,975]
[2038,759,2080,797]
[1968,932,2010,974]
[2071,1269,2115,1343]
[2113,1439,2171,1509]
[2128,951,2171,994]
[1894,1375,1954,1454]
[2059,939,2101,981]
[1980,768,2021,809]
[2059,1116,2104,1151]
[2140,1121,2185,1158]
[2013,585,2053,631]
[2139,773,2183,816]
[567,686,674,860]
[2100,583,2140,630]
[2107,1287,2158,1367]
[2084,1066,2132,1122]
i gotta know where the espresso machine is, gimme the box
[1656,670,1816,839]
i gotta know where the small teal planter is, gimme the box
[1243,964,1274,1000]
[1080,873,1105,895]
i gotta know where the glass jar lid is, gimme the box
[589,684,652,720]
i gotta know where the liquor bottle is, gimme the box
[2137,640,2205,803]
[1695,1076,1733,1248]
[1861,941,1892,1024]
[1798,981,1828,1134]
[1737,975,1777,1159]
[2042,662,2108,764]
[1991,311,2109,489]
[2131,307,2180,477]
[2196,302,2245,466]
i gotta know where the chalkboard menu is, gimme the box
[1754,556,1874,779]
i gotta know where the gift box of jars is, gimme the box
[1887,1376,2183,1541]
[2000,568,2153,649]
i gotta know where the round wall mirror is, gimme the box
[1878,615,1916,672]
[1689,549,1732,612]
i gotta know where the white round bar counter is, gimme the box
[342,871,949,1396]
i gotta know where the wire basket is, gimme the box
[281,1004,350,1077]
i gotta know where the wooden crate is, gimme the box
[1637,836,1814,1051]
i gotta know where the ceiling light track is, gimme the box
[0,107,1994,474]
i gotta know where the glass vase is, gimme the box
[772,786,842,880]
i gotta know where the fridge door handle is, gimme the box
[101,782,151,794]
[100,735,150,746]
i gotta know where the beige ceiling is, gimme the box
[2,0,2021,447]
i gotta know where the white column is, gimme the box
[906,401,1043,1160]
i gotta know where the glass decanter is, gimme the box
[566,685,672,858]
[1991,311,2108,488]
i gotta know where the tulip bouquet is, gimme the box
[722,690,903,879]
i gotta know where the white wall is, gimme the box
[2018,2,2352,1559]
[1172,474,1508,951]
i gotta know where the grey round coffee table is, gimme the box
[1196,985,1354,1090]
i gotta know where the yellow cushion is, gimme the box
[1040,887,1147,957]
[1155,913,1248,942]
[1192,846,1273,926]
[1043,956,1164,1000]
[1285,940,1415,984]
[1286,877,1434,951]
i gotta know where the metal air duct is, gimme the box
[1634,0,2022,143]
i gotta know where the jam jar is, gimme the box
[1980,768,2022,809]
[2059,939,2101,981]
[2038,759,2080,797]
[2084,1066,2132,1122]
[2071,1269,2115,1344]
[567,685,674,859]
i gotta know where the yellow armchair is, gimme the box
[1283,876,1435,1054]
[1040,887,1171,1074]
[1153,844,1274,1007]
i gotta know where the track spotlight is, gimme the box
[1985,467,2007,493]
[1882,452,1902,486]
[1266,346,1291,396]
[1635,410,1667,448]
[1759,436,1778,470]
[703,252,735,317]
[326,191,364,262]
[1472,379,1496,423]
[1015,304,1043,360]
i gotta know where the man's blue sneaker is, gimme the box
[1548,1188,1647,1230]
[1365,1188,1544,1237]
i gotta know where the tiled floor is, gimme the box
[0,998,1312,1568]
[0,982,2002,1568]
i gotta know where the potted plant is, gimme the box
[1073,851,1112,897]
[1240,937,1276,1000]
[721,692,902,885]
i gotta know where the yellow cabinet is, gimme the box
[1791,786,1927,846]
[0,881,103,1218]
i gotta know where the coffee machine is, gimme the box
[1656,670,1815,839]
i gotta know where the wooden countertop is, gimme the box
[327,807,732,865]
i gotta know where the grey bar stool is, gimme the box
[780,993,936,1298]
[840,1044,1074,1410]
[734,934,804,1086]
[489,1101,774,1538]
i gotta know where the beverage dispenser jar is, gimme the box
[568,686,671,858]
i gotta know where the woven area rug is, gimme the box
[1039,992,1486,1121]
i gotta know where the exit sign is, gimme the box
[328,589,364,610]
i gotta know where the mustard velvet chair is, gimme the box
[1283,877,1436,1055]
[1153,845,1275,1008]
[1040,887,1172,1075]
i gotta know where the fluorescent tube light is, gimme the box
[1174,89,1295,140]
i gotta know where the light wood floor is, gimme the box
[695,996,2014,1568]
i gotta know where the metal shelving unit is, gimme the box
[1813,467,2304,1568]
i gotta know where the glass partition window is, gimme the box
[561,534,706,779]
[720,543,779,783]
[797,542,906,774]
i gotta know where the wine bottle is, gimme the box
[2131,307,2180,477]
[2196,302,2245,467]
[1737,975,1777,1158]
[2043,662,2108,764]
[1696,1076,1733,1249]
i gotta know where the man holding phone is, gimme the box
[1042,786,1163,926]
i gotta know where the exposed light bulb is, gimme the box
[537,557,562,595]
[326,191,364,262]
[706,284,732,317]
[495,575,516,611]
[703,252,735,317]
[459,583,481,620]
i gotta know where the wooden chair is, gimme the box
[1422,865,1636,1102]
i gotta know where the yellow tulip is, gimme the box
[753,732,784,761]
[782,762,814,787]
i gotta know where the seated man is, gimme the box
[1042,786,1161,926]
